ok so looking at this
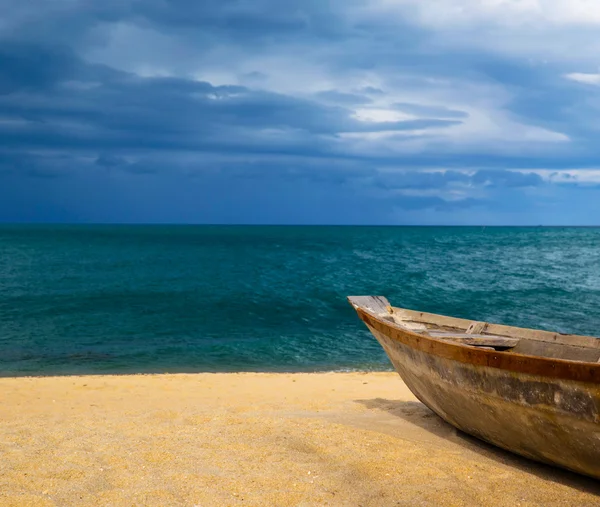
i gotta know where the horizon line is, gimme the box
[1,222,600,228]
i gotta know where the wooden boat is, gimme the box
[348,296,600,479]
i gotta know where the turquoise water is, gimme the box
[1,225,600,376]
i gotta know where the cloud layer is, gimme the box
[2,0,600,223]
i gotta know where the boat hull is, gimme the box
[364,321,600,479]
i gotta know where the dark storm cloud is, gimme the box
[1,0,348,49]
[472,170,544,188]
[0,2,594,162]
[131,0,342,38]
[0,41,464,166]
[373,170,471,190]
[2,0,600,224]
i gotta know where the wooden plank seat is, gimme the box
[427,331,519,350]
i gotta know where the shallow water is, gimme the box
[1,225,599,375]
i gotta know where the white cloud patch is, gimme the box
[376,0,600,26]
[353,108,413,122]
[565,72,600,85]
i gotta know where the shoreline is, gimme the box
[0,370,395,380]
[0,366,395,378]
[2,372,599,506]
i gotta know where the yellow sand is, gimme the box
[1,372,598,506]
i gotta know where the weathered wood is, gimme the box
[428,333,519,349]
[348,296,391,316]
[466,321,488,334]
[348,295,600,480]
[429,332,510,339]
[390,306,600,349]
[440,339,517,349]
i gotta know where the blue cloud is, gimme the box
[472,170,544,188]
[2,0,600,224]
[315,90,373,105]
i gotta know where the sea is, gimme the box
[1,225,600,376]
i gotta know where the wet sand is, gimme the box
[1,372,599,506]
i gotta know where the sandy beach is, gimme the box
[1,372,599,506]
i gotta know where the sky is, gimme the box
[2,0,600,225]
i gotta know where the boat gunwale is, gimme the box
[354,305,600,383]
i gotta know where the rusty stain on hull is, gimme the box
[349,296,600,480]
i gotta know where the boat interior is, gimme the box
[351,297,600,363]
